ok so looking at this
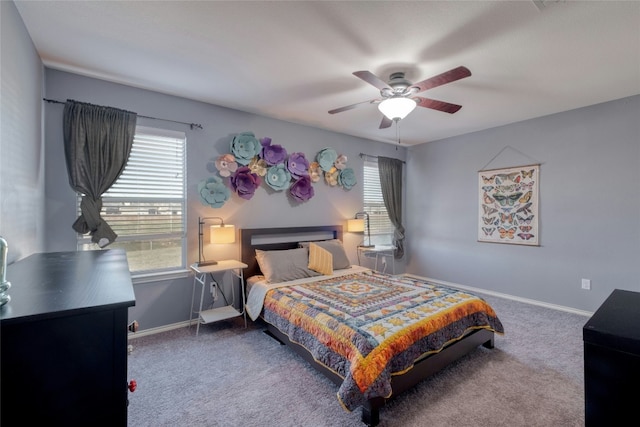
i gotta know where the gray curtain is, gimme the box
[63,100,137,248]
[378,156,405,259]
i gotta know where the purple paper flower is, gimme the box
[198,176,230,208]
[289,176,315,202]
[230,166,261,200]
[260,137,288,166]
[287,152,310,179]
[230,132,262,165]
[338,167,357,190]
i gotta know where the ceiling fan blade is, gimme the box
[328,99,378,114]
[353,71,392,91]
[410,66,471,94]
[379,115,393,129]
[414,97,463,114]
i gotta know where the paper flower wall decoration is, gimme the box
[198,176,231,208]
[265,163,291,191]
[230,166,261,200]
[201,132,356,207]
[230,132,262,165]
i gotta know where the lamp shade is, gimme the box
[378,97,417,120]
[347,218,365,233]
[210,224,236,244]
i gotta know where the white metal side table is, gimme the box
[189,260,248,335]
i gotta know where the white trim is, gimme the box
[132,268,190,284]
[128,320,192,339]
[402,273,593,317]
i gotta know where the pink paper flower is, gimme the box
[215,154,238,177]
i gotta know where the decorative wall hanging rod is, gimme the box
[43,98,204,130]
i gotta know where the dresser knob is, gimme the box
[128,379,137,392]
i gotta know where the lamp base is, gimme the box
[197,260,218,267]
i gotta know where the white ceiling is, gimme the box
[14,0,640,146]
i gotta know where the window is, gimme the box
[78,126,186,274]
[363,158,394,245]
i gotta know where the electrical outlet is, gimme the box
[581,278,591,290]
[210,282,218,300]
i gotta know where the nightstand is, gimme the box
[357,245,396,274]
[189,260,248,335]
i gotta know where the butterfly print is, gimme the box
[482,216,498,225]
[521,169,534,179]
[484,192,494,204]
[482,175,496,184]
[519,191,532,204]
[482,185,495,192]
[493,192,523,206]
[498,227,516,239]
[500,213,515,223]
[516,202,532,215]
[496,172,520,183]
[517,181,534,191]
[483,205,498,216]
[517,215,534,224]
[518,233,535,240]
[482,227,495,236]
[519,225,532,232]
[495,184,516,193]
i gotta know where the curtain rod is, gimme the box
[359,153,406,164]
[43,98,204,130]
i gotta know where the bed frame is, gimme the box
[240,225,495,426]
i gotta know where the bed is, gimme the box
[241,225,504,426]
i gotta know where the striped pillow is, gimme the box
[308,242,333,275]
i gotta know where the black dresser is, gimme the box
[583,289,640,426]
[0,250,135,426]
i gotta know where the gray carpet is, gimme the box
[127,293,587,426]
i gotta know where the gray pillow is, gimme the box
[298,239,351,270]
[255,248,320,283]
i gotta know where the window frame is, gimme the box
[76,125,187,277]
[362,158,394,245]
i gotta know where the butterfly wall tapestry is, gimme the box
[478,164,539,246]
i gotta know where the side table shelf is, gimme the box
[190,260,248,335]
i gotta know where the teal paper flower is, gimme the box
[265,163,291,191]
[316,148,338,172]
[198,176,230,208]
[338,167,357,190]
[230,132,262,165]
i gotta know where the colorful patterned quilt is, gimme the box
[262,271,504,411]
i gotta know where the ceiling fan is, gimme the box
[328,66,471,129]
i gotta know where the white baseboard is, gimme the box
[128,320,192,339]
[402,274,593,317]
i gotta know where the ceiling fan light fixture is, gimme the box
[378,97,417,121]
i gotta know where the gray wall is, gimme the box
[405,95,640,312]
[43,69,407,330]
[0,1,45,263]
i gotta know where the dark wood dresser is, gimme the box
[583,289,640,426]
[1,250,135,426]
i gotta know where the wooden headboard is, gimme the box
[240,225,343,278]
